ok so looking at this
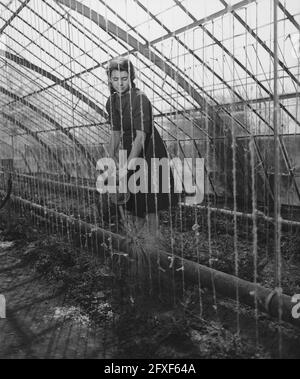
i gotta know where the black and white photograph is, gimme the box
[0,0,300,361]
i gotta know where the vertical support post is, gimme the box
[273,0,281,290]
[273,0,283,357]
[7,135,15,229]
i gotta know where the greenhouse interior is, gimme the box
[0,0,300,360]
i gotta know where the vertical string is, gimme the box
[193,26,203,318]
[232,12,240,336]
[246,4,259,347]
[209,17,218,315]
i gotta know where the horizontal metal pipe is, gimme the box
[3,171,300,229]
[3,192,299,328]
[6,193,127,252]
[185,203,300,229]
[12,172,96,194]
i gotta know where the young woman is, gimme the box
[106,57,178,234]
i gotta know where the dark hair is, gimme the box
[107,57,136,94]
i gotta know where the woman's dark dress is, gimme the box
[106,88,178,218]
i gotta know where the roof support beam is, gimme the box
[0,50,106,121]
[219,0,300,89]
[0,0,31,35]
[0,1,108,121]
[153,90,300,116]
[1,112,69,174]
[0,85,96,166]
[278,1,300,32]
[154,91,300,117]
[0,57,110,143]
[173,0,300,130]
[218,92,300,109]
[150,0,257,46]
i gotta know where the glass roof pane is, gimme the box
[180,0,224,20]
[137,0,176,16]
[135,19,166,41]
[155,6,195,31]
[0,0,23,27]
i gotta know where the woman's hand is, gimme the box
[108,130,121,160]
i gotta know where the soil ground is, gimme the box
[0,227,115,359]
[1,208,300,359]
